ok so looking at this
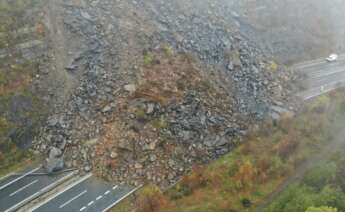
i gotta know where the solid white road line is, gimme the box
[0,172,14,183]
[308,68,345,79]
[9,179,39,197]
[7,172,76,212]
[0,166,41,191]
[102,185,143,212]
[30,172,91,211]
[5,192,40,212]
[59,190,87,208]
[293,55,345,69]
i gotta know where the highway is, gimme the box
[0,167,138,212]
[294,54,345,100]
[31,174,136,212]
[0,166,71,212]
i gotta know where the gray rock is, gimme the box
[102,105,112,113]
[110,151,118,159]
[45,157,64,173]
[150,154,157,162]
[84,165,92,172]
[134,163,143,169]
[49,147,62,159]
[124,84,136,93]
[146,103,155,115]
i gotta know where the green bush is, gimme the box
[306,206,338,212]
[303,163,337,191]
[263,184,315,212]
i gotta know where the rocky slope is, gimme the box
[0,0,48,169]
[27,0,299,187]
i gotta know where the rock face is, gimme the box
[31,0,298,187]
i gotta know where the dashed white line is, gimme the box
[9,179,39,197]
[0,166,41,191]
[29,171,82,211]
[102,185,143,212]
[5,192,39,212]
[59,190,87,208]
[80,206,87,211]
[88,201,94,206]
[104,190,110,195]
[96,195,103,201]
[112,185,118,190]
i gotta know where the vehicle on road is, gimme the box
[326,54,338,62]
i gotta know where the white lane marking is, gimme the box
[0,166,41,191]
[293,55,345,69]
[59,190,87,208]
[80,206,87,211]
[308,68,345,79]
[5,192,39,212]
[88,201,94,206]
[9,179,39,197]
[104,190,110,195]
[112,185,118,190]
[29,171,83,211]
[0,172,14,183]
[7,171,77,212]
[102,185,143,212]
[96,195,103,201]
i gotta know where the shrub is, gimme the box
[143,51,154,66]
[306,206,338,212]
[334,157,345,192]
[233,161,257,189]
[241,198,252,208]
[178,165,207,196]
[303,163,336,191]
[275,135,299,160]
[136,185,170,212]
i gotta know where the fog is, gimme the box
[228,0,345,64]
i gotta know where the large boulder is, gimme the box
[45,147,64,173]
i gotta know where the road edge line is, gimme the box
[29,173,92,211]
[102,185,143,212]
[5,171,77,212]
[0,166,41,191]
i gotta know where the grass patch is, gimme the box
[0,149,38,178]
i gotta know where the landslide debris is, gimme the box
[30,0,297,184]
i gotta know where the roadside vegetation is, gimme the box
[264,144,345,211]
[112,89,345,212]
[0,0,45,176]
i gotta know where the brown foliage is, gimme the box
[233,161,257,188]
[136,186,170,212]
[180,165,208,194]
[275,134,299,160]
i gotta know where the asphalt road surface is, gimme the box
[31,174,136,212]
[294,54,345,100]
[0,166,70,212]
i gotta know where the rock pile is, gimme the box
[32,0,297,186]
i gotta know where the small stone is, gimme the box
[124,84,136,93]
[146,103,155,115]
[134,163,143,169]
[84,165,92,172]
[150,154,157,162]
[102,105,112,113]
[110,151,118,159]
